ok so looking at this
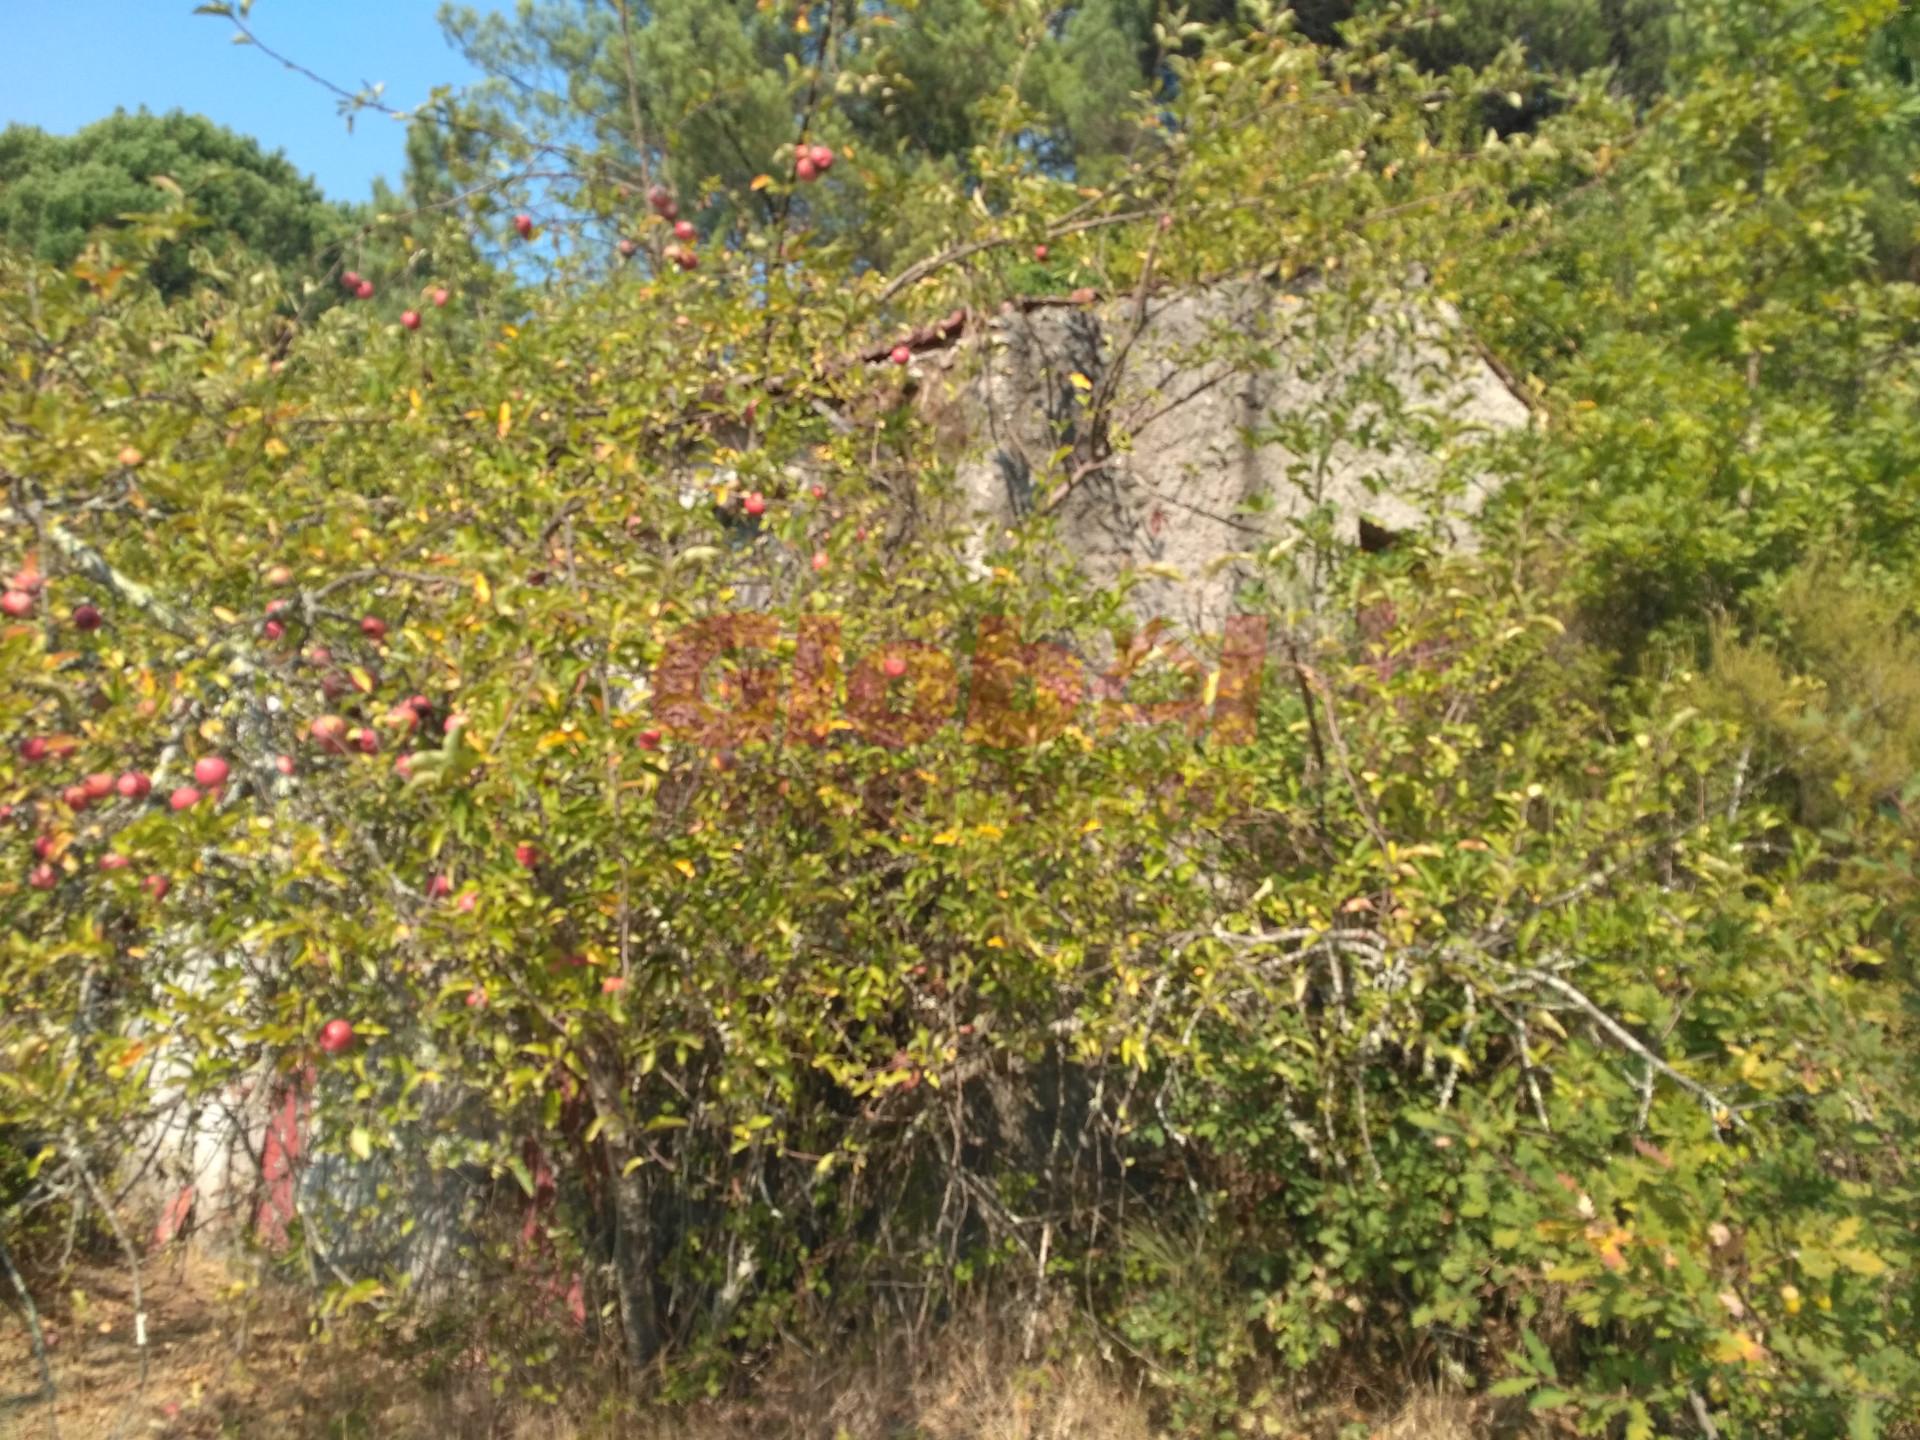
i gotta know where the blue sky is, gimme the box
[2,2,509,202]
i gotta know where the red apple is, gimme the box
[1,589,34,618]
[274,754,295,775]
[32,835,55,860]
[115,771,151,799]
[795,156,818,183]
[742,492,766,517]
[355,280,375,300]
[118,446,144,468]
[883,655,908,679]
[455,890,478,913]
[400,310,421,331]
[168,786,201,812]
[426,873,453,899]
[601,975,627,994]
[193,756,230,788]
[98,853,130,872]
[466,988,487,1008]
[890,344,911,366]
[673,220,696,242]
[514,213,534,239]
[637,729,662,751]
[72,603,102,631]
[617,237,637,259]
[361,615,387,641]
[393,753,413,778]
[62,785,91,812]
[810,484,826,500]
[264,619,285,641]
[432,287,450,307]
[144,874,170,901]
[83,772,114,800]
[353,728,380,755]
[673,248,698,272]
[811,550,830,573]
[809,144,834,171]
[1033,243,1049,261]
[318,1018,355,1056]
[28,862,56,891]
[266,564,294,586]
[647,184,675,216]
[310,714,349,750]
[18,737,48,763]
[307,646,332,665]
[515,842,540,870]
[341,270,363,291]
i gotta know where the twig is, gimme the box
[0,1227,58,1438]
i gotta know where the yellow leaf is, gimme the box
[931,830,960,846]
[1081,817,1101,834]
[496,401,512,439]
[262,436,290,458]
[1068,372,1092,391]
[673,859,696,880]
[472,572,492,607]
[975,824,1003,840]
[750,174,772,191]
[409,387,422,414]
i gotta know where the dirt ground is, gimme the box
[0,1252,1493,1439]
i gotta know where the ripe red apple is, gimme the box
[809,144,834,171]
[466,988,487,1008]
[432,287,450,307]
[144,874,170,901]
[310,714,349,750]
[883,655,908,679]
[795,156,818,183]
[115,771,151,799]
[118,446,145,468]
[455,890,478,913]
[7,567,40,593]
[407,694,433,715]
[361,615,387,641]
[637,728,663,751]
[617,237,637,259]
[673,248,698,272]
[28,862,56,891]
[341,270,363,291]
[193,756,230,788]
[307,645,332,665]
[514,213,534,239]
[401,310,421,331]
[72,603,102,631]
[889,345,911,366]
[318,1018,355,1056]
[1,589,34,618]
[355,280,375,300]
[274,754,295,775]
[98,853,130,872]
[515,842,540,869]
[264,619,285,641]
[266,564,293,587]
[672,219,696,242]
[83,772,114,800]
[743,492,766,517]
[647,184,675,216]
[353,728,380,755]
[810,484,827,500]
[32,835,55,860]
[426,873,453,899]
[169,786,201,812]
[601,975,627,994]
[62,785,91,812]
[811,550,830,573]
[1033,243,1049,261]
[393,753,414,778]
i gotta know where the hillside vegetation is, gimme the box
[3,2,1918,1437]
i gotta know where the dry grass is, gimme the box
[0,1252,1502,1439]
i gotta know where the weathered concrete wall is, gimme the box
[926,279,1530,634]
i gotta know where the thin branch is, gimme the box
[0,1227,58,1438]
